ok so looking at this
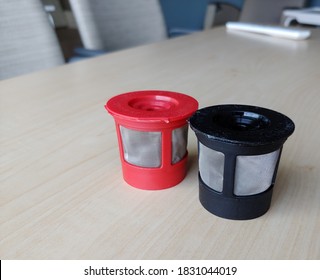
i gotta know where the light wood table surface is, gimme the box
[1,27,319,259]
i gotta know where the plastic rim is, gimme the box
[106,90,199,124]
[189,104,295,146]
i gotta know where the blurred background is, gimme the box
[1,0,319,80]
[42,0,320,60]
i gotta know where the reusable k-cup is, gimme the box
[190,104,295,220]
[106,90,198,190]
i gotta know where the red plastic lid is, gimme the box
[106,90,198,124]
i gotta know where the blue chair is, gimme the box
[208,0,244,26]
[209,0,244,10]
[306,0,320,6]
[68,48,107,63]
[159,0,210,37]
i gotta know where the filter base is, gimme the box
[199,174,273,220]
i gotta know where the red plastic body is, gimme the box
[106,90,198,190]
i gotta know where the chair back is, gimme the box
[159,0,210,37]
[239,0,306,24]
[69,0,167,51]
[0,0,64,80]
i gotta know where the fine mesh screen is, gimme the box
[199,143,225,192]
[120,126,161,167]
[172,125,188,164]
[234,149,280,196]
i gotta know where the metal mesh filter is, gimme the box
[199,144,280,196]
[120,126,161,167]
[120,125,189,168]
[234,149,280,195]
[172,125,188,164]
[199,143,225,192]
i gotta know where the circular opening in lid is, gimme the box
[128,95,179,111]
[213,111,270,131]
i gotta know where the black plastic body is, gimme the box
[199,174,274,220]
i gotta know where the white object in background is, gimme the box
[226,22,311,40]
[282,7,320,27]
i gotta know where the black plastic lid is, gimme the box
[189,104,295,147]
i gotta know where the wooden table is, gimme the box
[1,27,319,259]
